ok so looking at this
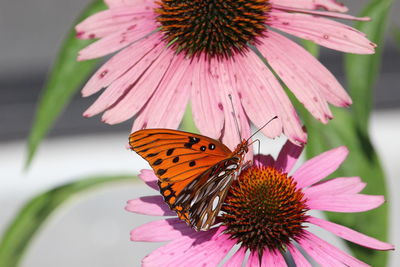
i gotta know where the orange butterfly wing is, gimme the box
[130,129,250,230]
[129,129,235,225]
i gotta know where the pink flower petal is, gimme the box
[304,177,366,199]
[287,245,312,267]
[269,33,351,107]
[76,5,157,40]
[206,59,252,153]
[262,249,286,266]
[138,169,158,190]
[272,5,370,21]
[101,49,175,124]
[293,146,348,188]
[131,218,194,242]
[77,15,157,60]
[105,0,151,8]
[254,154,275,168]
[81,33,162,98]
[274,140,304,173]
[269,11,375,54]
[307,194,384,212]
[233,54,283,139]
[143,227,235,267]
[125,196,175,216]
[258,32,333,123]
[83,41,164,117]
[191,56,224,139]
[308,216,394,250]
[241,50,307,143]
[269,0,348,12]
[131,54,191,131]
[142,230,214,267]
[246,251,260,267]
[223,247,246,267]
[299,231,369,266]
[264,29,351,107]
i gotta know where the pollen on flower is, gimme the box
[222,166,308,255]
[155,0,270,59]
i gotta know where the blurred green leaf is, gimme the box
[25,0,106,168]
[345,0,394,132]
[393,27,400,50]
[0,174,134,267]
[180,104,200,134]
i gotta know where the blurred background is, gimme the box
[0,0,399,266]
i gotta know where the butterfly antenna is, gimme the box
[246,116,278,142]
[228,94,242,141]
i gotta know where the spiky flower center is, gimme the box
[155,0,270,59]
[222,166,308,255]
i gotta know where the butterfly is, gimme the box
[129,129,251,231]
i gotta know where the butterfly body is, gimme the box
[129,129,250,231]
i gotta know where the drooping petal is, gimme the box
[246,251,260,267]
[222,247,247,267]
[138,169,158,190]
[81,33,163,98]
[143,227,235,267]
[274,140,303,173]
[254,154,275,168]
[258,32,333,123]
[211,59,251,151]
[76,4,157,40]
[306,194,384,212]
[191,56,224,139]
[243,50,307,143]
[269,0,348,12]
[272,5,370,21]
[142,230,214,267]
[287,245,312,267]
[125,196,175,216]
[131,54,191,131]
[307,216,394,250]
[105,0,146,8]
[77,15,157,60]
[292,146,348,188]
[262,249,286,266]
[304,177,366,198]
[131,218,194,242]
[269,11,375,54]
[84,41,165,117]
[298,231,369,266]
[101,49,175,124]
[233,54,283,139]
[264,30,351,107]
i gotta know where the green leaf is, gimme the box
[25,0,106,168]
[0,174,134,267]
[344,0,394,132]
[179,103,200,134]
[393,27,400,50]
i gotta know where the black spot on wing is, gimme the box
[157,169,167,176]
[208,143,216,150]
[189,161,196,167]
[153,159,163,166]
[166,148,175,156]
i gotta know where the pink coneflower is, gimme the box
[76,0,374,147]
[126,141,393,266]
